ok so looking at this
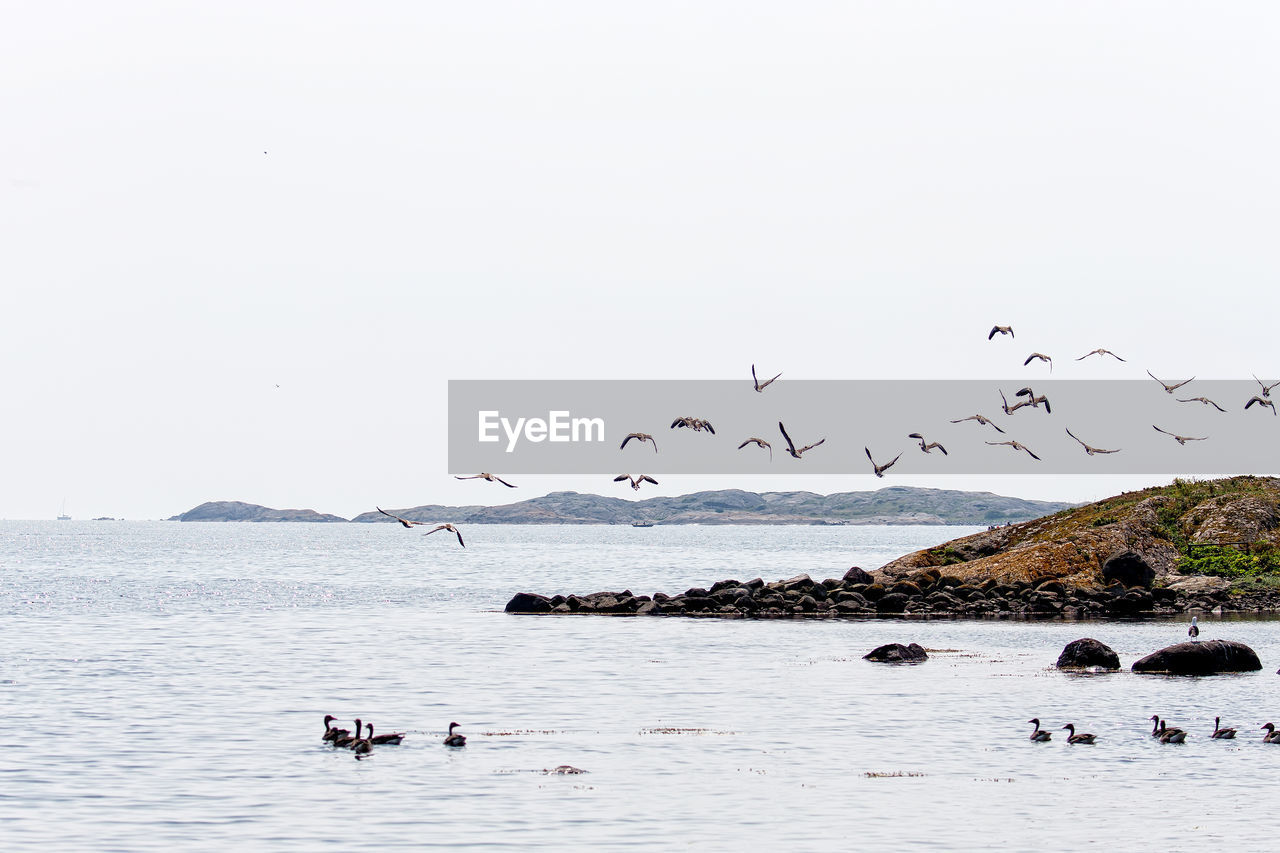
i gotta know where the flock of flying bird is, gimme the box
[375,324,1276,547]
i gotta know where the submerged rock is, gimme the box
[864,642,928,663]
[1056,638,1120,670]
[1131,639,1261,674]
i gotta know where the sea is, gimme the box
[3,521,1279,851]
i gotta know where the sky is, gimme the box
[3,2,1279,520]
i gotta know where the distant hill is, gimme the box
[348,487,1073,526]
[169,501,348,523]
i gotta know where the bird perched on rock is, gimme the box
[1188,615,1199,641]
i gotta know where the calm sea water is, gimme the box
[3,521,1279,851]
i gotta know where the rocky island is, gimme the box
[169,501,348,523]
[507,477,1280,618]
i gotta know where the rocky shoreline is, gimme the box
[505,566,1280,619]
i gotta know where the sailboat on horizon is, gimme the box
[57,498,71,521]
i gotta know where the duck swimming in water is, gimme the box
[1061,723,1097,745]
[1210,717,1237,739]
[444,722,467,747]
[1261,723,1280,743]
[1028,718,1052,742]
[323,714,351,743]
[369,723,405,745]
[1156,718,1187,744]
[350,724,373,755]
[333,718,363,748]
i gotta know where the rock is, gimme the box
[889,581,923,597]
[1101,550,1155,588]
[864,642,928,663]
[875,592,910,613]
[844,566,875,585]
[1166,575,1232,596]
[505,592,553,614]
[1056,638,1120,670]
[1132,639,1262,674]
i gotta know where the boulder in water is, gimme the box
[1131,639,1261,674]
[864,642,928,663]
[1056,638,1120,670]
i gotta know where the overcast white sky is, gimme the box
[3,2,1278,519]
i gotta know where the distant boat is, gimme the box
[631,520,655,528]
[57,499,71,521]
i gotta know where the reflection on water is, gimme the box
[2,521,1278,850]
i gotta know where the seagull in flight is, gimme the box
[424,523,465,547]
[907,433,947,455]
[737,437,773,460]
[779,422,825,459]
[752,364,781,392]
[988,325,1014,340]
[950,414,1005,433]
[671,416,715,434]
[614,474,659,491]
[986,440,1041,461]
[620,433,659,452]
[1076,348,1125,362]
[377,507,429,528]
[455,473,517,487]
[1024,352,1053,372]
[1177,396,1226,413]
[1245,396,1277,415]
[1147,370,1194,394]
[1065,428,1119,455]
[865,447,902,478]
[1153,425,1207,445]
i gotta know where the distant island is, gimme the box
[171,487,1073,525]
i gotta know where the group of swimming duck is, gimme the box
[322,715,467,755]
[1027,715,1280,744]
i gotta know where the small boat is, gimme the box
[57,499,71,521]
[631,521,655,528]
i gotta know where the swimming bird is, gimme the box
[1028,718,1052,741]
[1153,425,1207,445]
[1189,616,1199,641]
[350,725,373,755]
[620,433,659,452]
[1245,395,1277,415]
[444,722,466,747]
[455,473,517,487]
[323,715,351,743]
[1065,428,1119,455]
[986,440,1041,461]
[1177,396,1226,412]
[1150,715,1163,738]
[368,722,405,746]
[671,416,715,434]
[333,718,363,748]
[615,474,658,491]
[907,433,947,455]
[1254,374,1279,398]
[1147,370,1194,394]
[1024,352,1053,372]
[950,414,1005,434]
[424,523,465,547]
[988,325,1014,340]
[377,507,428,528]
[1157,719,1187,744]
[752,364,782,392]
[1061,724,1097,745]
[1210,717,1237,739]
[1076,348,1126,362]
[737,437,772,460]
[865,447,902,478]
[778,422,825,459]
[1262,723,1280,743]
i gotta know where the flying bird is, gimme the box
[1253,375,1279,398]
[424,523,465,547]
[737,437,773,460]
[620,433,659,452]
[986,440,1041,461]
[752,364,782,392]
[1147,370,1194,394]
[671,416,715,434]
[1153,425,1207,445]
[1023,352,1053,372]
[778,422,825,459]
[1177,396,1226,413]
[988,325,1014,340]
[1245,396,1277,415]
[1000,390,1028,416]
[1065,428,1119,455]
[950,414,1005,434]
[907,433,947,455]
[1015,387,1051,414]
[865,447,902,478]
[614,474,659,491]
[377,507,428,528]
[1075,348,1125,362]
[455,473,517,487]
